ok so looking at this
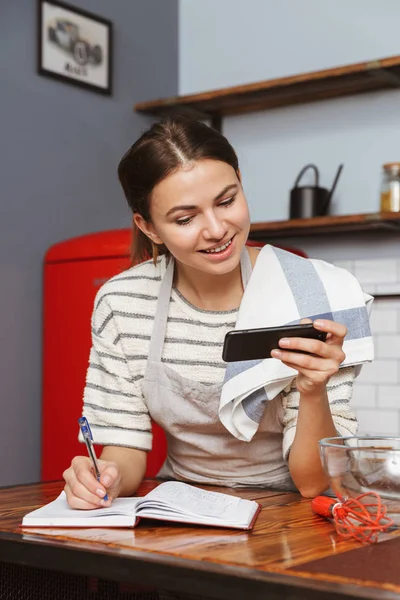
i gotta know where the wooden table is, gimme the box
[1,480,400,600]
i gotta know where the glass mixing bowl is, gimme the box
[319,436,400,526]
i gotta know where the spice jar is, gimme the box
[380,162,400,212]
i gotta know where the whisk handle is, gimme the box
[311,496,336,518]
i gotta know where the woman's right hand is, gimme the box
[63,456,122,509]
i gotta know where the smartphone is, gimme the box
[222,323,327,362]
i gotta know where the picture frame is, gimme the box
[37,0,113,96]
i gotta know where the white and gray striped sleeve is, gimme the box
[80,295,152,451]
[281,366,358,462]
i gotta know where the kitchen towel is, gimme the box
[219,245,374,441]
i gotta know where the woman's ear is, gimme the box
[133,214,163,244]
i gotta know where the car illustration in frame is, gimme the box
[38,0,112,95]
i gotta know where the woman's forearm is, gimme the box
[288,388,337,498]
[100,446,147,497]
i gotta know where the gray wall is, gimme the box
[0,1,178,485]
[179,0,400,260]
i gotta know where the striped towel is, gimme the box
[219,245,374,442]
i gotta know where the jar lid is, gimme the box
[383,162,400,170]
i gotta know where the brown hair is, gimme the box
[117,116,239,265]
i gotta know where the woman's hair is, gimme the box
[117,116,239,265]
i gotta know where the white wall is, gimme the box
[180,0,400,93]
[179,0,400,260]
[333,257,400,435]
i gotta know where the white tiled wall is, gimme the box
[334,257,400,436]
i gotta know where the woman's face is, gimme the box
[137,159,251,275]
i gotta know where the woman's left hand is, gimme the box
[270,319,346,396]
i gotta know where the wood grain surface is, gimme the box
[1,480,399,600]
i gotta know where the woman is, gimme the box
[63,117,357,509]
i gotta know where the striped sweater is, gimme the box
[82,255,358,459]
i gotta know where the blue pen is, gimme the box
[78,417,108,502]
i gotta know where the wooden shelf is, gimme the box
[248,212,400,240]
[134,55,400,125]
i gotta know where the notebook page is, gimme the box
[140,482,256,525]
[22,492,144,526]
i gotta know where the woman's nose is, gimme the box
[203,213,226,240]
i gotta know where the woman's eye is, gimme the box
[175,196,235,225]
[176,216,193,226]
[219,196,235,207]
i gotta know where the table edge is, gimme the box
[1,531,400,600]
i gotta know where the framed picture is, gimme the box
[37,0,112,95]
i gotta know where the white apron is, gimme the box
[142,249,294,490]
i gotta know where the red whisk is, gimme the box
[311,492,394,543]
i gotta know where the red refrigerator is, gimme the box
[41,229,167,481]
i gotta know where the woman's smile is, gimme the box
[198,234,236,261]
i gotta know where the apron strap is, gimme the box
[148,248,253,363]
[240,245,253,290]
[147,256,175,362]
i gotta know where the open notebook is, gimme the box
[22,481,261,530]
